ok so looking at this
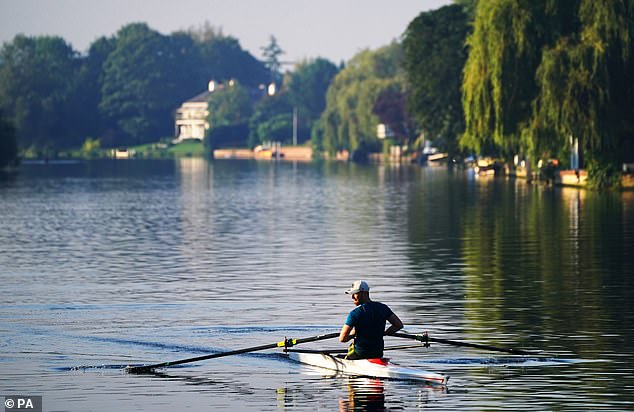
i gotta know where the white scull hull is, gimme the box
[286,352,448,385]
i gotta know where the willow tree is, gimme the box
[530,0,634,184]
[461,0,551,158]
[462,0,634,183]
[318,43,405,155]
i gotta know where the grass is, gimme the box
[128,140,207,158]
[24,140,209,160]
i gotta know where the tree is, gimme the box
[205,123,250,151]
[461,1,550,158]
[453,0,477,17]
[403,4,470,157]
[462,0,634,185]
[317,43,404,155]
[530,0,634,183]
[372,85,416,146]
[72,36,117,146]
[0,35,80,150]
[0,110,18,168]
[286,58,339,137]
[190,25,270,88]
[248,93,294,147]
[261,35,284,83]
[204,80,255,150]
[207,81,254,128]
[100,23,203,145]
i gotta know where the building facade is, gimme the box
[173,82,214,142]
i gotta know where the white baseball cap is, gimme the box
[345,280,370,294]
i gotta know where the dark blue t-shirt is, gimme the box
[345,301,393,358]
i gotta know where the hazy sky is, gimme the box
[0,0,452,64]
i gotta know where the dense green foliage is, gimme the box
[0,35,81,150]
[371,84,415,147]
[317,43,405,155]
[205,123,250,150]
[100,24,202,145]
[532,0,634,179]
[207,81,254,128]
[190,24,270,88]
[0,110,18,168]
[286,58,339,137]
[403,4,470,156]
[248,93,295,148]
[462,0,634,184]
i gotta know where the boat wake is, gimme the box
[419,357,595,367]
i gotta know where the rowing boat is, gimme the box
[285,351,449,385]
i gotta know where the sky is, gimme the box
[0,0,452,65]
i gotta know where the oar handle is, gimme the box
[127,332,339,374]
[393,332,539,355]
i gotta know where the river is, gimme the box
[1,158,633,411]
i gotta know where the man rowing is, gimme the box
[339,280,404,359]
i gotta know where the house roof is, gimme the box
[185,90,212,103]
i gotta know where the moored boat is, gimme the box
[285,351,448,385]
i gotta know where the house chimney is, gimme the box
[208,80,216,92]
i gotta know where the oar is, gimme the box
[393,332,540,355]
[126,332,339,374]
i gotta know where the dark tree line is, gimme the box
[0,23,271,154]
[0,110,17,168]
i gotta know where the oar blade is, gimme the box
[126,364,155,374]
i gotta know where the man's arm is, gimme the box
[384,313,404,335]
[339,324,355,342]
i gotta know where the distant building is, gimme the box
[173,82,214,142]
[173,80,276,143]
[111,148,135,159]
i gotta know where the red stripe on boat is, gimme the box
[367,358,389,366]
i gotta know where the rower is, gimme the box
[339,280,404,359]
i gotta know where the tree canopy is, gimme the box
[99,23,203,145]
[317,43,405,154]
[285,58,339,141]
[261,35,284,84]
[193,29,270,88]
[461,0,634,179]
[207,81,254,128]
[403,4,470,156]
[0,35,80,150]
[248,92,294,148]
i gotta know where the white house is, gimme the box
[173,81,215,142]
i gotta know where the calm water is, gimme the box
[1,158,633,411]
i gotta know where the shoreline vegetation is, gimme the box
[16,139,634,191]
[2,3,633,189]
